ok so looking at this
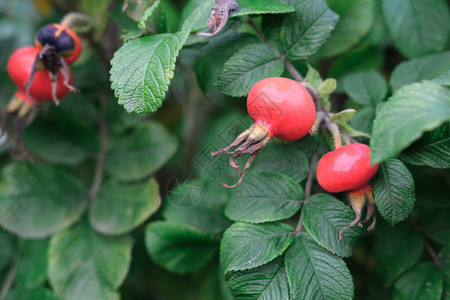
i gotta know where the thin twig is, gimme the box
[295,153,318,237]
[0,253,18,300]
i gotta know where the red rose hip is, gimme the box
[316,143,379,193]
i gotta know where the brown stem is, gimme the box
[295,153,318,237]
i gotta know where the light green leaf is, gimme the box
[390,51,450,91]
[343,71,388,106]
[393,262,443,300]
[90,178,161,235]
[105,122,177,182]
[163,178,231,235]
[350,106,375,135]
[225,171,304,223]
[16,239,49,289]
[179,0,214,32]
[330,109,356,124]
[195,33,259,92]
[400,123,450,168]
[318,0,374,58]
[285,234,354,300]
[137,0,161,30]
[304,64,323,90]
[280,0,339,60]
[373,225,424,286]
[234,0,295,17]
[370,81,450,163]
[0,163,87,238]
[218,43,284,97]
[110,31,189,114]
[301,194,362,257]
[251,142,310,182]
[382,0,450,59]
[226,257,291,300]
[49,220,133,300]
[318,78,337,98]
[432,71,450,86]
[145,221,218,273]
[220,222,294,273]
[339,122,371,138]
[373,159,415,225]
[5,288,61,300]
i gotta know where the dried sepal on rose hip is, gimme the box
[212,77,316,188]
[24,22,82,105]
[197,0,239,37]
[316,143,379,239]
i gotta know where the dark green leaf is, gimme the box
[373,159,415,225]
[421,208,450,244]
[373,225,424,286]
[350,106,375,135]
[301,194,362,257]
[0,163,87,238]
[318,0,374,58]
[5,288,61,300]
[227,257,291,300]
[218,43,284,97]
[110,31,189,114]
[400,123,450,168]
[49,220,133,300]
[16,239,49,289]
[145,221,218,273]
[105,122,178,182]
[390,51,450,91]
[163,178,231,235]
[0,229,13,272]
[440,243,450,278]
[90,178,161,235]
[220,222,294,273]
[280,0,339,60]
[393,262,443,300]
[285,234,354,300]
[225,171,304,223]
[370,81,450,163]
[343,71,387,106]
[195,33,259,92]
[382,0,450,59]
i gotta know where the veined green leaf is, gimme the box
[343,71,387,106]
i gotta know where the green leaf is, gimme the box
[305,64,323,90]
[220,222,294,273]
[5,288,61,300]
[226,257,291,300]
[23,119,89,165]
[179,0,214,32]
[251,142,310,182]
[400,123,450,168]
[390,51,450,91]
[90,178,161,235]
[110,31,189,114]
[382,0,450,59]
[373,225,424,286]
[234,0,295,17]
[105,122,177,182]
[225,171,304,223]
[301,194,362,257]
[370,81,450,163]
[0,163,87,238]
[432,71,450,86]
[48,220,133,300]
[16,239,49,289]
[339,122,371,138]
[373,159,415,225]
[145,221,218,273]
[330,109,356,124]
[421,208,450,244]
[163,178,231,235]
[217,43,284,97]
[350,106,376,135]
[0,229,14,272]
[318,0,374,58]
[195,33,259,92]
[441,244,450,291]
[343,71,387,106]
[285,234,354,300]
[393,262,443,300]
[318,78,337,98]
[137,0,161,30]
[279,0,339,60]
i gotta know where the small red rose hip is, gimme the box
[316,143,379,193]
[212,77,316,187]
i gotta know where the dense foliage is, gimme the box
[0,0,449,299]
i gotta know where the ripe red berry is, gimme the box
[35,23,82,64]
[212,77,316,187]
[7,46,72,103]
[316,143,379,193]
